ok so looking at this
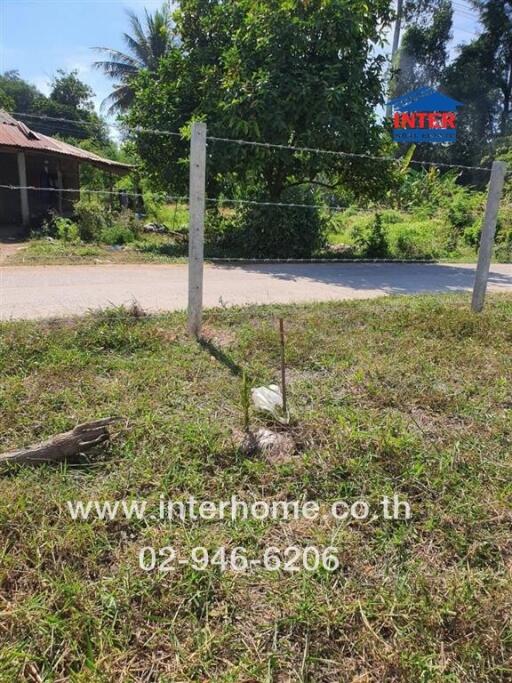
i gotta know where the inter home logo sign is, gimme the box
[387,87,463,143]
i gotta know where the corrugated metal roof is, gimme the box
[0,111,132,173]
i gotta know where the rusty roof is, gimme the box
[0,111,132,174]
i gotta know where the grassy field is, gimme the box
[1,294,511,681]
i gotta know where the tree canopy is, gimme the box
[126,0,395,201]
[391,0,512,171]
[0,69,107,142]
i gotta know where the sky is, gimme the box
[0,0,481,120]
[0,0,164,115]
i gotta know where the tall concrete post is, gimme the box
[471,160,507,312]
[187,121,207,337]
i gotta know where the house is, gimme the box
[0,111,131,230]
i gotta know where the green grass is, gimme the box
[1,295,512,681]
[8,234,188,265]
[326,209,480,261]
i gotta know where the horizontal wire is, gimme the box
[207,135,491,172]
[9,111,491,172]
[207,197,346,212]
[0,184,187,201]
[0,184,391,213]
[8,184,509,214]
[10,111,113,128]
[9,111,183,138]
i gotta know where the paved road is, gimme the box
[1,262,512,320]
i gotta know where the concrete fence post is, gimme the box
[187,121,207,337]
[471,160,507,313]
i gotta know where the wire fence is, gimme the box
[0,184,361,213]
[9,110,492,173]
[0,115,507,327]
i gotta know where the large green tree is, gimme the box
[127,0,395,201]
[391,0,453,95]
[0,70,107,142]
[440,0,512,169]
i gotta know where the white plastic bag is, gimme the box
[251,384,284,419]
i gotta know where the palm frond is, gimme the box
[92,60,139,80]
[100,84,135,116]
[94,3,172,112]
[92,47,143,69]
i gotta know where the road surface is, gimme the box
[1,262,512,320]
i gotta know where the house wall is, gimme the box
[0,150,80,226]
[0,151,22,225]
[25,154,80,223]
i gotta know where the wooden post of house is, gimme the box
[187,121,207,338]
[57,162,64,214]
[471,160,507,312]
[16,151,30,226]
[109,173,113,211]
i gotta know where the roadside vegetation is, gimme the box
[3,1,512,267]
[1,293,511,681]
[9,169,512,265]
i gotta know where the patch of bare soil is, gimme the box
[0,242,27,263]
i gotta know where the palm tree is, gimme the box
[93,3,172,114]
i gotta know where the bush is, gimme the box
[100,225,136,245]
[495,236,512,262]
[352,213,389,258]
[115,209,142,239]
[55,218,80,243]
[74,196,108,242]
[463,219,482,248]
[206,187,327,258]
[392,227,436,259]
[494,207,512,262]
[447,194,477,231]
[394,230,419,259]
[380,209,402,224]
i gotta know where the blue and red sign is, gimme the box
[387,87,463,143]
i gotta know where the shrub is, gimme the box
[463,219,482,248]
[495,237,512,262]
[34,210,59,238]
[55,218,80,243]
[392,227,436,259]
[394,230,418,259]
[100,225,135,245]
[352,213,389,258]
[494,207,512,262]
[115,209,142,239]
[447,194,477,231]
[74,196,108,242]
[380,209,402,224]
[206,187,327,258]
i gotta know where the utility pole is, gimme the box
[386,0,404,119]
